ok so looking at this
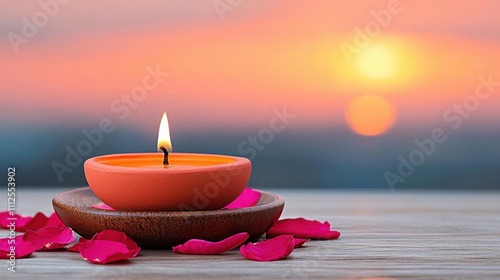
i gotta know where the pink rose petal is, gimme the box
[75,230,140,263]
[293,238,309,248]
[0,211,49,232]
[46,213,66,228]
[92,203,115,210]
[68,237,88,252]
[267,218,341,240]
[173,232,249,255]
[240,235,295,261]
[90,230,140,257]
[68,230,140,258]
[0,235,36,259]
[23,226,75,251]
[224,188,261,209]
[79,240,137,264]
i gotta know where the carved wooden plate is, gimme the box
[52,187,284,248]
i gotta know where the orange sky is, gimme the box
[1,1,499,135]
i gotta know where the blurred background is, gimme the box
[1,0,499,190]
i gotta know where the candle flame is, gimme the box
[157,112,172,152]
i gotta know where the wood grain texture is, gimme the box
[52,187,284,247]
[2,188,500,279]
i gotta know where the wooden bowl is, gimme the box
[84,153,252,211]
[52,187,284,248]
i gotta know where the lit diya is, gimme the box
[84,113,252,211]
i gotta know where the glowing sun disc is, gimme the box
[345,95,397,136]
[357,45,396,80]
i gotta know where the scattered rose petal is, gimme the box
[240,235,295,261]
[67,237,88,252]
[79,240,137,264]
[0,211,49,232]
[224,188,261,209]
[267,218,341,240]
[23,226,75,251]
[173,232,249,255]
[0,236,36,259]
[45,213,66,228]
[90,230,140,257]
[68,230,141,264]
[92,203,115,210]
[69,230,140,259]
[293,238,309,248]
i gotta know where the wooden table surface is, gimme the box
[2,188,500,279]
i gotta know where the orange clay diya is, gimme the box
[84,113,251,211]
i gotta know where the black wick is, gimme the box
[160,146,169,166]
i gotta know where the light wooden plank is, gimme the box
[1,188,500,279]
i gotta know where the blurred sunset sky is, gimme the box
[1,1,500,189]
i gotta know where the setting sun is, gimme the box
[331,38,419,93]
[345,95,397,136]
[357,45,396,80]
